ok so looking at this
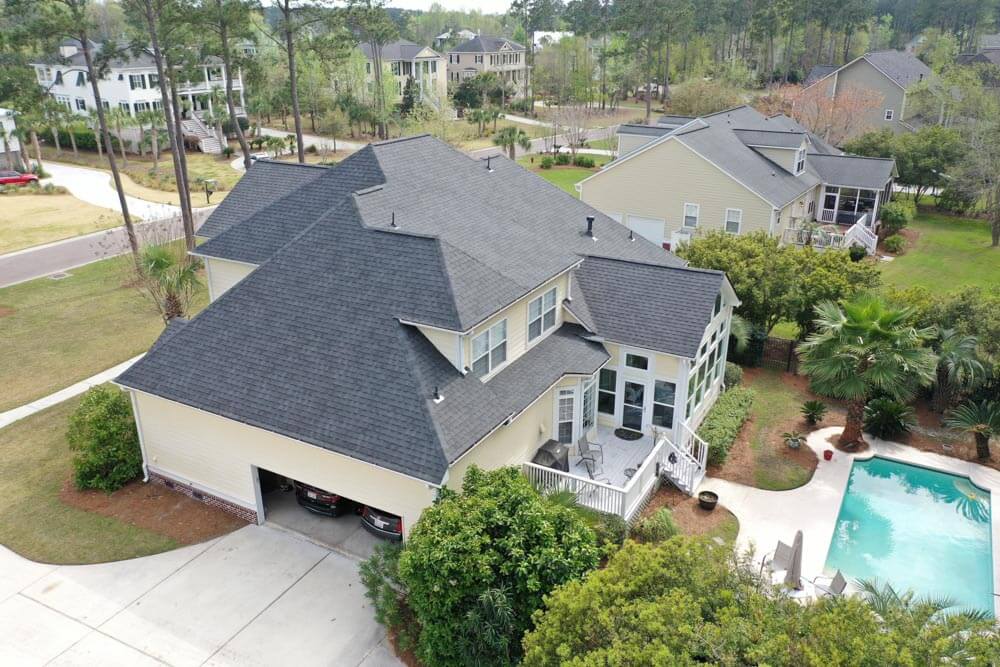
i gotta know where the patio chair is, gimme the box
[760,540,795,576]
[577,435,604,465]
[811,570,848,598]
[582,458,609,484]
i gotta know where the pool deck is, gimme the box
[698,426,1000,617]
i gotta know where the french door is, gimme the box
[622,381,645,432]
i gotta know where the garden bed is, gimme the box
[638,485,739,544]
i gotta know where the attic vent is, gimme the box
[433,386,444,404]
[485,155,494,172]
[390,211,397,228]
[585,215,595,237]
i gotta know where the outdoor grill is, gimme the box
[532,439,569,472]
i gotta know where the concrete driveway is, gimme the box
[43,162,180,221]
[0,525,401,666]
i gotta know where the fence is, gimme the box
[761,336,799,373]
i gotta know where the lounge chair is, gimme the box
[577,435,604,464]
[583,458,609,484]
[760,541,794,576]
[811,570,848,598]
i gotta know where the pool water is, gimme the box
[825,457,994,616]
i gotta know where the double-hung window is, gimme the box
[129,74,146,90]
[76,72,87,87]
[556,389,575,443]
[725,208,742,234]
[794,147,806,174]
[581,378,597,431]
[471,319,507,377]
[528,287,557,342]
[598,368,616,414]
[683,203,699,228]
[75,98,86,111]
[148,73,159,88]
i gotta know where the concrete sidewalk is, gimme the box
[0,355,143,430]
[43,162,180,220]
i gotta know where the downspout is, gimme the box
[128,390,151,482]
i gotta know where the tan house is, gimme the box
[447,35,530,98]
[802,50,932,135]
[580,106,896,255]
[115,136,736,538]
[359,40,447,110]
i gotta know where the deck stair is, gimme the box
[655,422,708,494]
[181,115,222,154]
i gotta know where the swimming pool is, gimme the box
[825,457,994,616]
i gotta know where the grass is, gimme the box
[0,396,179,563]
[516,154,613,197]
[704,513,740,544]
[0,253,207,413]
[743,370,816,491]
[0,194,122,254]
[880,209,999,294]
[770,321,799,340]
[41,147,243,192]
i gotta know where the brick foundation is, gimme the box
[148,470,258,524]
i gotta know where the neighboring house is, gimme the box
[0,108,24,171]
[359,40,447,110]
[446,35,530,98]
[31,38,247,154]
[802,50,932,135]
[434,28,477,49]
[534,31,574,48]
[957,45,1000,87]
[114,135,737,536]
[580,106,896,255]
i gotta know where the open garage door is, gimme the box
[254,467,382,559]
[626,214,666,246]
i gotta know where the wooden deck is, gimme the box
[569,425,657,489]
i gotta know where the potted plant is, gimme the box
[782,431,804,449]
[698,490,718,511]
[800,400,828,426]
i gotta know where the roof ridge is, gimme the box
[734,127,805,134]
[811,152,897,162]
[583,253,725,277]
[369,133,433,147]
[252,158,332,171]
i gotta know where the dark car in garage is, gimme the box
[293,480,357,517]
[360,505,403,542]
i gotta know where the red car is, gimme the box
[0,170,39,186]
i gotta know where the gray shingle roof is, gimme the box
[862,50,932,88]
[733,128,806,148]
[806,153,896,188]
[982,34,1000,50]
[657,114,695,127]
[118,135,714,484]
[618,123,673,138]
[571,257,724,359]
[359,40,441,62]
[450,35,525,53]
[804,64,838,86]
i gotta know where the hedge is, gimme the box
[57,127,122,152]
[698,386,755,466]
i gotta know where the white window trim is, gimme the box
[470,318,508,379]
[624,352,650,372]
[683,202,699,228]
[553,386,577,444]
[725,208,742,235]
[884,109,894,120]
[527,286,558,346]
[794,147,806,175]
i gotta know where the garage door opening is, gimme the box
[255,467,383,559]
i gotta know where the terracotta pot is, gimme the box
[823,450,834,461]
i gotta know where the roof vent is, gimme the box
[586,215,595,237]
[485,155,494,172]
[433,386,444,404]
[628,228,634,241]
[390,211,397,228]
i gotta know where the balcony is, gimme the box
[782,213,877,255]
[522,423,707,521]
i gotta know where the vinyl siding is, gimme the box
[132,391,437,534]
[618,133,656,155]
[580,137,775,240]
[418,325,462,370]
[755,146,798,173]
[205,256,256,302]
[834,59,907,134]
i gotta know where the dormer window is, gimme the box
[471,319,507,377]
[794,147,806,175]
[528,287,557,342]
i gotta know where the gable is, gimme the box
[836,58,902,106]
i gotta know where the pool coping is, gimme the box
[698,426,1000,617]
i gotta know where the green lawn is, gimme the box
[881,210,998,293]
[516,154,613,197]
[744,370,816,491]
[0,397,179,563]
[0,254,207,413]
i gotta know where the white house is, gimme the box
[0,108,24,171]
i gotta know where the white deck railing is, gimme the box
[522,461,626,517]
[656,422,708,494]
[844,215,878,255]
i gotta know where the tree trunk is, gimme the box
[508,144,515,160]
[94,124,103,158]
[973,433,991,460]
[2,134,12,170]
[164,290,183,321]
[51,126,62,154]
[30,130,43,171]
[68,127,78,157]
[217,2,252,170]
[282,1,305,162]
[115,119,128,165]
[80,32,139,263]
[151,127,159,170]
[838,400,866,449]
[168,61,196,249]
[932,366,950,412]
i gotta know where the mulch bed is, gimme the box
[639,485,736,538]
[60,477,246,545]
[899,401,998,472]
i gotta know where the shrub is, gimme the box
[554,152,571,165]
[67,386,142,492]
[631,508,679,543]
[936,184,975,214]
[883,234,906,254]
[591,512,628,551]
[397,466,599,666]
[724,361,743,388]
[849,245,868,262]
[863,398,916,440]
[56,127,122,152]
[698,387,755,466]
[221,145,234,158]
[221,115,250,135]
[800,399,828,425]
[879,200,915,235]
[539,156,554,169]
[572,155,595,168]
[360,543,413,649]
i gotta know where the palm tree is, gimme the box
[932,329,983,412]
[944,400,1000,460]
[108,107,131,165]
[43,100,64,156]
[729,313,751,353]
[137,109,164,171]
[798,293,937,449]
[492,126,531,159]
[86,109,103,159]
[138,245,200,322]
